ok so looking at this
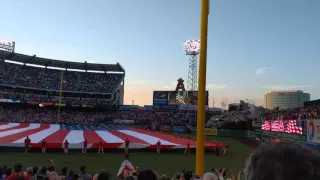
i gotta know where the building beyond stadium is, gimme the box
[0,50,125,106]
[263,90,310,110]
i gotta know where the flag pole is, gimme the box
[196,0,209,177]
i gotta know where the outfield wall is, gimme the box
[190,127,320,151]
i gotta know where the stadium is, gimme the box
[0,46,320,179]
[0,48,318,179]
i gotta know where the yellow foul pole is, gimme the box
[57,70,64,123]
[196,0,209,177]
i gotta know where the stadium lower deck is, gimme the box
[0,122,215,150]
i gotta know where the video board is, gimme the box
[153,91,208,106]
[261,120,303,135]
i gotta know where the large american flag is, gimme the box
[285,120,303,134]
[271,120,285,132]
[261,121,271,130]
[176,92,186,105]
[262,120,303,134]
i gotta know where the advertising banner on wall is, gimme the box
[204,128,217,136]
[163,125,172,132]
[307,119,320,143]
[119,105,135,110]
[0,99,21,103]
[144,105,153,110]
[151,123,157,131]
[159,105,179,110]
[261,130,306,141]
[172,126,185,133]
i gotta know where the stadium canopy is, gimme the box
[0,50,125,73]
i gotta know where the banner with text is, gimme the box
[307,119,320,143]
[172,126,185,133]
[162,125,172,132]
[205,128,217,136]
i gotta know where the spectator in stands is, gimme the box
[61,167,68,178]
[204,172,218,180]
[245,142,320,180]
[67,170,74,180]
[78,165,91,180]
[183,170,193,180]
[32,167,38,177]
[6,162,29,180]
[3,167,12,180]
[0,168,4,180]
[138,169,158,180]
[72,173,80,180]
[124,174,135,180]
[0,61,124,94]
[26,167,33,179]
[97,171,111,180]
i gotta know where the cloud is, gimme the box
[207,84,227,90]
[262,85,312,90]
[256,67,268,75]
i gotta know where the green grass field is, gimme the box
[0,136,253,177]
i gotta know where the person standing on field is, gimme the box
[223,144,230,154]
[82,139,88,154]
[184,142,190,155]
[24,136,31,153]
[98,139,104,154]
[41,139,47,154]
[64,140,69,154]
[125,138,130,153]
[156,140,161,154]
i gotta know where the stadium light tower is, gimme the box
[184,40,200,91]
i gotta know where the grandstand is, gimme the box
[0,50,125,106]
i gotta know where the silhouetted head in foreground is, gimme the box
[244,142,320,180]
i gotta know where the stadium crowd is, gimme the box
[0,107,106,125]
[0,107,195,126]
[265,105,320,120]
[0,91,110,106]
[0,61,123,93]
[0,142,319,180]
[109,110,195,125]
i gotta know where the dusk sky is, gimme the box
[1,0,319,107]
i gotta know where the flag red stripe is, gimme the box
[108,130,149,144]
[0,122,9,126]
[84,131,123,149]
[83,130,105,144]
[0,124,50,143]
[0,123,30,133]
[40,130,70,148]
[132,129,200,147]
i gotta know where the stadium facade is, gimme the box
[263,90,310,109]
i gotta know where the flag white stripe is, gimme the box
[176,96,184,101]
[13,124,60,143]
[0,124,40,138]
[118,130,177,145]
[0,123,20,130]
[96,131,125,143]
[63,130,84,144]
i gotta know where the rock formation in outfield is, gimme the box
[206,100,271,128]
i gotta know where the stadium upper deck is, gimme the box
[0,50,125,94]
[0,50,125,72]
